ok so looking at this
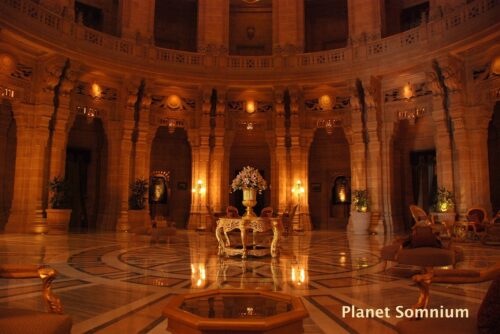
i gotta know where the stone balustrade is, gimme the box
[0,0,498,75]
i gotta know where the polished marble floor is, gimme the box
[0,230,498,334]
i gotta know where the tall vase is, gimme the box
[242,188,257,218]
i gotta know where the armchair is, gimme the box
[409,205,435,226]
[260,206,273,218]
[226,206,240,218]
[0,264,72,334]
[396,263,500,334]
[466,207,489,238]
[482,211,500,245]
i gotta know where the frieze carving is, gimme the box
[9,63,33,81]
[384,82,432,103]
[227,101,273,113]
[305,96,350,111]
[74,81,117,101]
[150,95,195,112]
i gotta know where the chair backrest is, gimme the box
[467,207,488,224]
[226,206,240,218]
[409,205,431,225]
[260,206,273,218]
[288,204,298,221]
[492,211,500,225]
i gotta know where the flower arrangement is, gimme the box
[231,166,267,194]
[352,189,369,212]
[434,187,455,213]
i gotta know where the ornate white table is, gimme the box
[215,217,281,259]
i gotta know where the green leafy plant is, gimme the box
[48,176,71,209]
[129,178,149,210]
[352,189,369,212]
[434,187,455,213]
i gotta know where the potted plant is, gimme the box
[432,187,456,229]
[128,178,150,230]
[46,176,72,234]
[348,189,371,235]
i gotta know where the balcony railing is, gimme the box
[0,0,498,73]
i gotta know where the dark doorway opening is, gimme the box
[66,148,91,232]
[410,149,437,214]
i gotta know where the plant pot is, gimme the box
[46,209,72,234]
[432,212,456,231]
[128,210,151,231]
[348,211,371,235]
[242,188,257,218]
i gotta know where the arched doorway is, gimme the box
[229,128,271,215]
[0,102,16,230]
[65,115,108,232]
[150,127,191,227]
[308,127,350,230]
[488,102,500,213]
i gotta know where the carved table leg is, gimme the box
[215,225,225,256]
[271,221,280,258]
[240,225,247,259]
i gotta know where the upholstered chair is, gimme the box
[260,206,273,218]
[409,205,435,226]
[466,207,489,237]
[396,263,500,334]
[0,264,72,334]
[226,206,240,218]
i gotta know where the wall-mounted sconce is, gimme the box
[397,107,426,121]
[246,100,256,114]
[91,82,102,98]
[0,54,16,73]
[166,94,181,109]
[317,118,341,135]
[318,94,333,110]
[168,120,176,134]
[403,83,413,100]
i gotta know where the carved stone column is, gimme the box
[99,120,120,230]
[272,88,288,214]
[464,105,492,214]
[197,0,229,51]
[431,97,454,192]
[364,80,384,234]
[121,0,156,41]
[272,0,304,51]
[6,100,51,233]
[209,90,226,213]
[0,108,12,227]
[116,121,134,231]
[380,115,399,233]
[288,89,312,230]
[187,129,210,230]
[348,0,382,41]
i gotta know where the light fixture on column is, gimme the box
[192,179,206,231]
[168,119,177,134]
[246,100,256,114]
[291,180,305,232]
[403,82,413,100]
[166,94,181,109]
[318,94,333,110]
[90,82,102,98]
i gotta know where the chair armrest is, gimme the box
[0,264,63,314]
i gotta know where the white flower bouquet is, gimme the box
[231,166,267,194]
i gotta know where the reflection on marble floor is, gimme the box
[0,231,498,334]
